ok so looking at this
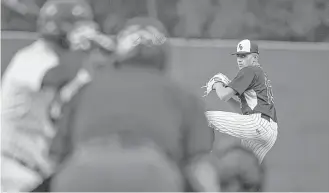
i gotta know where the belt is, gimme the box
[261,113,271,122]
[2,151,47,178]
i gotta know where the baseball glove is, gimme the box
[202,73,231,97]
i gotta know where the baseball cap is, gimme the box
[231,39,259,55]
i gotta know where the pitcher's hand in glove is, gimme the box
[202,73,231,97]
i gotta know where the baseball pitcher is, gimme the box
[202,39,278,163]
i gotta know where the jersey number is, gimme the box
[264,76,274,104]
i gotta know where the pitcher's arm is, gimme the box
[213,83,241,114]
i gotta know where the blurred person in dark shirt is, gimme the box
[48,17,215,192]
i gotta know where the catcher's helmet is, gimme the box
[115,17,170,70]
[37,0,96,49]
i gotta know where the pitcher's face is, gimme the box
[236,53,253,70]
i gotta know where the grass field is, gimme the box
[1,36,329,191]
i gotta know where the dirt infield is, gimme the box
[1,37,329,191]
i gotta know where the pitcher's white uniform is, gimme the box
[1,40,59,192]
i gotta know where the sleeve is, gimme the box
[8,55,58,92]
[183,93,214,159]
[227,67,256,96]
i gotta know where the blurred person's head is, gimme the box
[114,17,170,72]
[231,39,260,70]
[213,145,266,192]
[37,0,97,51]
[37,0,116,76]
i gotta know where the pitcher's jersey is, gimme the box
[1,40,59,168]
[227,66,277,122]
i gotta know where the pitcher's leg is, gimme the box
[205,111,269,142]
[257,123,278,163]
[241,140,266,163]
[206,111,278,163]
[241,125,278,163]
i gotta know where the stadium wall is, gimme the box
[1,31,329,191]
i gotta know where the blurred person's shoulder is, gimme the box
[2,40,59,91]
[8,39,58,68]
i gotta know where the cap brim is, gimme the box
[231,51,251,55]
[231,51,259,55]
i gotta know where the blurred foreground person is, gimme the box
[0,0,114,192]
[213,145,266,192]
[49,17,216,192]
